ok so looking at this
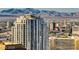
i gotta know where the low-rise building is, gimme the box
[49,36,56,50]
[49,35,79,50]
[0,41,26,50]
[54,37,75,50]
[72,26,79,36]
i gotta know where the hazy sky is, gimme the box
[38,8,79,13]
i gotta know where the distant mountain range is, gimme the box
[0,8,78,17]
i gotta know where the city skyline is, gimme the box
[0,8,79,50]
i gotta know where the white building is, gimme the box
[12,14,49,50]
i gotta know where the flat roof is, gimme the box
[3,41,20,45]
[56,37,73,40]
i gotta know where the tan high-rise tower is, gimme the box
[12,14,49,50]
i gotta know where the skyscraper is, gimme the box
[12,14,49,50]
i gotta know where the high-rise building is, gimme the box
[6,21,12,30]
[12,14,49,50]
[11,26,15,42]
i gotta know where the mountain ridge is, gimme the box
[0,8,78,17]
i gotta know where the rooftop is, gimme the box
[2,41,19,45]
